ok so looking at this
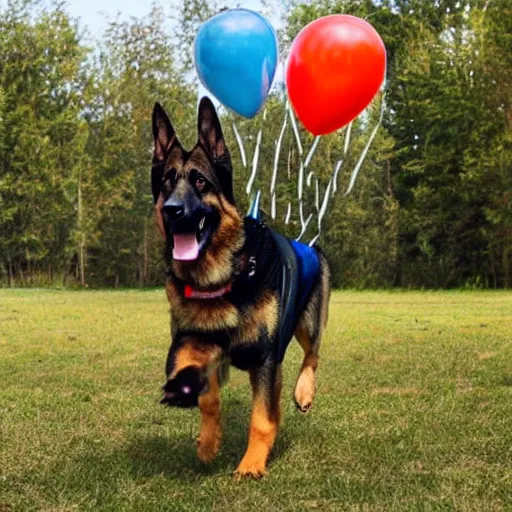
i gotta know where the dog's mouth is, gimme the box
[170,211,218,262]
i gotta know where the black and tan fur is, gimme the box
[152,98,331,478]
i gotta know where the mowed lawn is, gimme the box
[0,290,511,511]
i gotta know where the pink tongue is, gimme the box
[173,234,199,261]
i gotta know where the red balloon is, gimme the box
[286,15,386,135]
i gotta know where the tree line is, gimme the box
[0,0,510,289]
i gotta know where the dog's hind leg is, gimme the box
[294,324,319,413]
[294,254,330,413]
[235,359,282,479]
[197,369,222,463]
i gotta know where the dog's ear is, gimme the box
[151,103,177,205]
[198,97,226,160]
[153,102,176,162]
[197,97,234,204]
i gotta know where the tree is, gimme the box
[0,0,509,288]
[82,5,196,286]
[0,0,88,284]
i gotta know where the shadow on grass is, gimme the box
[127,397,294,480]
[500,375,512,387]
[32,396,300,509]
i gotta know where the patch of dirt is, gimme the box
[375,355,394,363]
[371,386,421,396]
[478,351,497,360]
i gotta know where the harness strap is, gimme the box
[270,231,299,364]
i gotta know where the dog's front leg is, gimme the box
[235,358,282,479]
[163,336,224,462]
[197,369,221,463]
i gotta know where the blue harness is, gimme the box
[245,194,320,362]
[270,231,320,363]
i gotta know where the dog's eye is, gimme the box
[162,168,177,189]
[195,177,206,191]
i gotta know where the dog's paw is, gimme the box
[295,400,312,414]
[196,431,221,463]
[234,459,267,480]
[197,439,220,463]
[161,367,208,408]
[294,368,316,414]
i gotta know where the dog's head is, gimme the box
[151,97,242,271]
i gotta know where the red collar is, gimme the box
[184,282,232,299]
[180,251,251,300]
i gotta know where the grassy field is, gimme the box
[0,289,511,511]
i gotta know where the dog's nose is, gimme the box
[163,199,185,221]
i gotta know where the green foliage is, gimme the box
[0,0,87,284]
[287,0,511,288]
[0,0,510,288]
[79,5,197,286]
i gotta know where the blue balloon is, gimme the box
[194,9,278,118]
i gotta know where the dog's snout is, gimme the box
[163,199,185,221]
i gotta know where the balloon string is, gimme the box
[318,178,333,229]
[241,94,384,246]
[343,122,353,155]
[308,178,332,247]
[245,129,262,196]
[306,171,314,188]
[297,135,321,237]
[288,103,303,155]
[308,233,320,247]
[314,178,320,211]
[304,135,320,168]
[270,113,288,196]
[284,202,291,224]
[296,213,313,242]
[270,192,277,220]
[331,159,344,196]
[344,96,385,197]
[309,96,386,246]
[232,123,247,168]
[297,161,304,202]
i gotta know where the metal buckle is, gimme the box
[248,256,257,278]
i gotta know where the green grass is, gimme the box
[0,289,511,511]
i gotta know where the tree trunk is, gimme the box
[490,247,497,289]
[504,244,510,289]
[386,160,400,287]
[26,257,31,286]
[143,218,148,287]
[7,255,13,287]
[79,243,85,287]
[77,169,86,287]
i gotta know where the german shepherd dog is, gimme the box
[151,97,330,478]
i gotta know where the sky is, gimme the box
[0,0,284,103]
[64,0,276,39]
[59,0,285,100]
[67,0,153,37]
